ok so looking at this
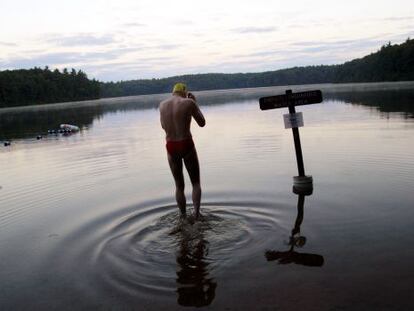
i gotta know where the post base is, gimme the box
[293,175,313,195]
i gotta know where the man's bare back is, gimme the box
[159,94,205,141]
[159,83,205,219]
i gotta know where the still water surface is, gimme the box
[1,82,414,310]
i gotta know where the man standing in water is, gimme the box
[159,83,206,219]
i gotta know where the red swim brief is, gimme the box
[166,137,195,158]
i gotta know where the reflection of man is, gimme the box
[176,238,217,307]
[159,83,206,219]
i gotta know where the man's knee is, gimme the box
[176,183,185,192]
[174,176,185,191]
[192,182,201,191]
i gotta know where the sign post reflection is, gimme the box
[265,187,324,267]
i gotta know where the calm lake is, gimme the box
[1,82,414,310]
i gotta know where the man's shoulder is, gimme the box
[181,98,197,113]
[160,96,172,106]
[159,96,195,110]
[180,97,196,107]
[159,97,174,111]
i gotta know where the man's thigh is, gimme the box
[168,153,184,188]
[183,149,200,185]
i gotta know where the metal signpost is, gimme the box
[260,89,323,191]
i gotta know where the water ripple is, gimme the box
[46,198,288,304]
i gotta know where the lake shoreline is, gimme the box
[1,81,414,114]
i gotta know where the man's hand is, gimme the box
[187,92,196,101]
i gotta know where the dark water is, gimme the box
[1,82,414,310]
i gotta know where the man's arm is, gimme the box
[190,99,205,127]
[159,102,166,130]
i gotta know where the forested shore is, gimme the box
[1,39,413,108]
[0,68,100,108]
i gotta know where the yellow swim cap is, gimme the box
[172,83,187,94]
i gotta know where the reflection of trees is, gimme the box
[2,87,413,141]
[325,89,414,118]
[0,95,164,140]
[0,90,258,141]
[176,234,217,307]
[265,193,324,267]
[0,105,104,140]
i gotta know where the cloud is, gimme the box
[85,64,153,81]
[222,36,403,73]
[244,50,285,58]
[173,19,194,26]
[285,20,328,29]
[85,59,179,81]
[0,41,17,47]
[136,56,176,63]
[182,57,278,75]
[0,47,139,69]
[44,33,117,47]
[2,28,411,82]
[0,47,180,80]
[122,22,147,27]
[151,44,180,50]
[188,51,344,76]
[231,26,277,34]
[291,40,352,47]
[381,16,414,22]
[0,52,77,68]
[287,37,387,54]
[393,30,414,39]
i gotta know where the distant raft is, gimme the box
[60,124,80,132]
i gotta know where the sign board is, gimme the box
[260,90,322,110]
[283,112,303,129]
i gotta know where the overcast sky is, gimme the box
[0,0,413,81]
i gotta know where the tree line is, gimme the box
[1,38,413,107]
[0,67,100,108]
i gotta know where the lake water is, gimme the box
[1,82,414,310]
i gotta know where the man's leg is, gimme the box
[184,149,201,219]
[167,153,186,216]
